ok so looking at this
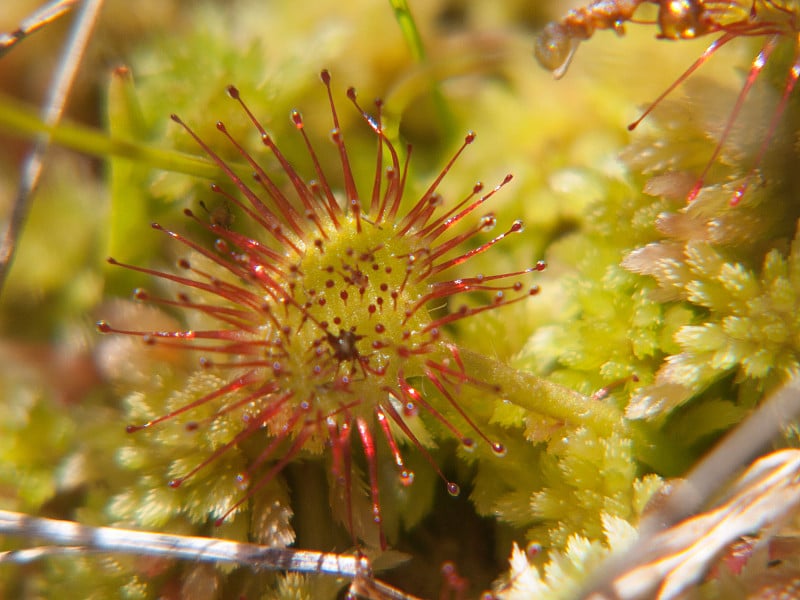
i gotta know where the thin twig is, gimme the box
[0,510,424,599]
[0,545,90,563]
[0,509,365,574]
[0,0,79,57]
[577,376,800,600]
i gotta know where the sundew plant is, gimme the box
[2,0,800,598]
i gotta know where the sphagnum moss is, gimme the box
[509,0,800,597]
[97,70,544,550]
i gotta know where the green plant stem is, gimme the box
[388,0,426,62]
[461,347,622,431]
[386,0,454,138]
[459,347,692,475]
[0,93,218,179]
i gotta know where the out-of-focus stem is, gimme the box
[386,0,454,137]
[388,0,426,62]
[0,93,221,179]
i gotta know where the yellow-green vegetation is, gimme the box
[1,1,799,598]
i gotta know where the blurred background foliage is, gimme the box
[2,0,799,598]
